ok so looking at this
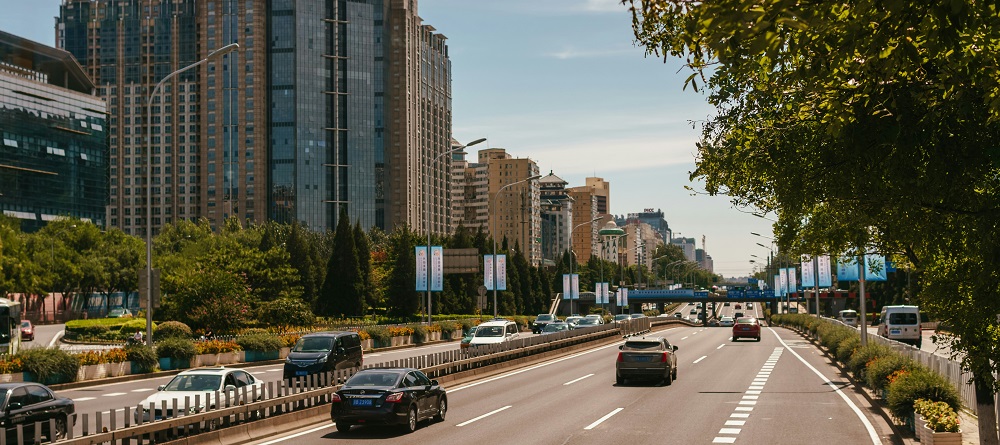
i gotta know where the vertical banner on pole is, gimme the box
[496,255,508,291]
[773,274,780,295]
[621,287,629,307]
[779,269,789,296]
[484,255,494,291]
[563,274,571,300]
[415,247,428,291]
[817,255,833,287]
[595,283,602,304]
[788,267,798,294]
[800,255,815,288]
[571,274,580,300]
[602,282,610,304]
[430,246,444,292]
[864,254,888,281]
[837,256,860,281]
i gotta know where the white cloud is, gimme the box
[580,0,629,13]
[545,46,636,60]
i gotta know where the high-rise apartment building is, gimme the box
[450,138,489,232]
[539,170,572,266]
[58,0,451,235]
[585,176,609,215]
[0,30,108,231]
[480,148,540,266]
[58,0,268,236]
[567,186,599,264]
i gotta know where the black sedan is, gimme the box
[0,382,74,441]
[331,368,446,434]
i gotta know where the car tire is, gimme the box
[433,397,447,422]
[616,375,625,385]
[336,422,352,433]
[755,336,761,342]
[664,368,673,386]
[672,366,678,380]
[403,406,418,433]
[52,414,68,440]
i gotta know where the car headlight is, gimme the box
[188,405,205,414]
[317,355,328,363]
[285,357,293,364]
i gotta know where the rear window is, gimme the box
[623,341,662,350]
[888,313,919,325]
[736,318,756,324]
[536,314,554,321]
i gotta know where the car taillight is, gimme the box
[617,352,624,362]
[384,392,404,403]
[661,352,668,363]
[331,393,341,403]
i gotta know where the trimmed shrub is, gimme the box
[412,325,428,344]
[886,367,961,421]
[438,321,459,337]
[846,343,893,381]
[866,354,916,392]
[194,340,241,354]
[20,347,80,383]
[364,325,392,346]
[155,321,193,340]
[121,318,151,333]
[834,335,861,364]
[235,333,283,352]
[126,344,158,373]
[259,298,317,327]
[156,337,197,360]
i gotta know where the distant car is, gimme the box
[575,317,603,327]
[331,368,446,433]
[630,313,647,319]
[733,317,761,342]
[734,312,745,319]
[541,322,570,335]
[460,326,479,349]
[719,316,735,327]
[696,302,702,308]
[615,336,678,385]
[613,314,631,323]
[689,308,698,315]
[107,307,133,318]
[673,312,683,318]
[0,382,74,441]
[746,303,754,310]
[708,319,720,327]
[584,314,605,324]
[531,314,558,334]
[135,367,263,423]
[723,302,731,306]
[564,316,584,328]
[19,320,33,341]
[468,320,520,347]
[735,304,742,309]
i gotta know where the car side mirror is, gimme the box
[430,379,439,387]
[157,385,166,391]
[618,345,624,350]
[225,384,237,392]
[673,345,679,351]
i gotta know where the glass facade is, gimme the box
[0,34,108,232]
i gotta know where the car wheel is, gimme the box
[663,368,673,386]
[336,421,352,433]
[755,336,761,342]
[433,397,447,422]
[51,415,68,440]
[403,406,418,433]
[672,366,678,380]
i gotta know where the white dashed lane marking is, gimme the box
[103,392,127,397]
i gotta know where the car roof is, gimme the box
[300,331,357,338]
[176,367,237,376]
[354,367,418,374]
[0,382,47,391]
[477,320,514,327]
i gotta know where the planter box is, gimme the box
[157,357,190,371]
[361,339,374,351]
[428,331,441,341]
[244,350,279,362]
[0,373,24,383]
[925,430,962,445]
[279,347,291,359]
[77,363,109,381]
[108,361,131,377]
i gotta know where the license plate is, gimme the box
[633,356,651,362]
[741,327,750,330]
[295,370,308,376]
[352,399,373,407]
[890,329,901,335]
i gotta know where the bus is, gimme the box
[0,298,22,355]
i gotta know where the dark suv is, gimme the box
[531,314,557,334]
[283,331,363,380]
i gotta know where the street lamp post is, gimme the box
[567,216,601,316]
[491,174,542,317]
[424,138,485,323]
[146,43,239,345]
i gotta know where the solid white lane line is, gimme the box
[456,406,512,427]
[73,397,96,402]
[693,356,708,364]
[716,344,725,350]
[770,327,881,445]
[257,424,334,445]
[103,392,126,397]
[584,408,624,430]
[449,344,618,393]
[49,330,64,348]
[564,374,594,386]
[131,388,153,392]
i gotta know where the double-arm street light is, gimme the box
[424,138,485,323]
[567,216,601,316]
[491,174,542,317]
[146,43,239,344]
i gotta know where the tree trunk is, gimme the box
[975,373,1000,445]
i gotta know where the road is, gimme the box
[238,321,897,445]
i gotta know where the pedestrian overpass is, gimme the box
[554,288,780,316]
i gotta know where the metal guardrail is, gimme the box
[14,318,666,445]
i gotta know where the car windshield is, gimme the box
[623,341,662,350]
[346,372,399,387]
[721,317,733,321]
[292,337,335,352]
[475,326,505,337]
[565,317,583,323]
[889,313,919,325]
[536,314,554,321]
[577,318,598,325]
[614,315,630,320]
[20,321,29,328]
[736,317,756,324]
[164,374,222,392]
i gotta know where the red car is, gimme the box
[732,317,760,342]
[20,320,34,341]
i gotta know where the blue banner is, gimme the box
[748,277,758,285]
[837,256,859,281]
[430,246,443,291]
[415,246,429,291]
[484,255,494,290]
[694,290,709,298]
[837,255,887,282]
[496,255,507,290]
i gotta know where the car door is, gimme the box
[24,385,59,437]
[403,372,429,419]
[4,387,32,438]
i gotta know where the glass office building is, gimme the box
[0,30,108,232]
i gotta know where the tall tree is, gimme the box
[320,208,363,317]
[386,226,418,318]
[628,1,1000,440]
[353,221,372,311]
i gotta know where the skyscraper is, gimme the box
[480,148,540,266]
[58,0,450,235]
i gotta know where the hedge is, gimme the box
[235,333,284,352]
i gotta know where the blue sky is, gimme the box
[0,0,776,277]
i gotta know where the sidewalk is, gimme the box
[959,409,979,445]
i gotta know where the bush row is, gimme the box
[771,314,961,424]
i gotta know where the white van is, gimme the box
[468,319,520,347]
[838,309,859,327]
[876,305,922,348]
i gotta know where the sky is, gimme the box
[0,0,777,278]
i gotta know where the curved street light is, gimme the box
[567,216,601,316]
[146,43,239,344]
[491,174,542,317]
[424,137,485,323]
